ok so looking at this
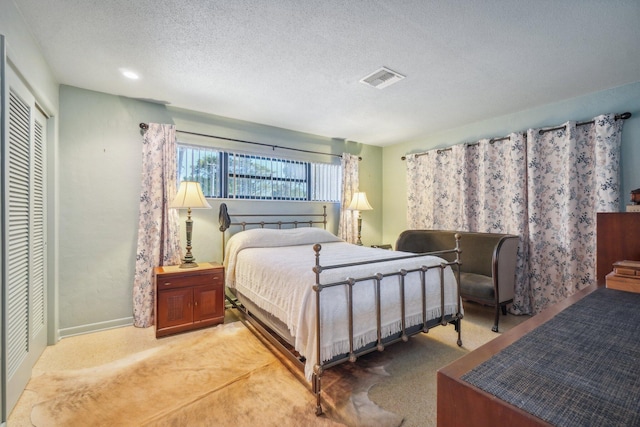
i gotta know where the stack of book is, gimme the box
[606,260,640,293]
[628,188,640,211]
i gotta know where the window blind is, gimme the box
[176,143,341,202]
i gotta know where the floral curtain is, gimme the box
[406,114,623,314]
[133,123,182,327]
[406,152,430,229]
[406,145,467,230]
[338,153,360,243]
[525,114,622,312]
[408,137,531,312]
[467,135,530,314]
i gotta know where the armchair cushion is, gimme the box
[459,272,494,300]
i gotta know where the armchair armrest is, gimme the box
[493,235,519,304]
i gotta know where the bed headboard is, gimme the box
[218,202,328,260]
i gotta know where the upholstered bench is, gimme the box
[395,230,519,332]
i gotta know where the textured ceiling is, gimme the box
[11,0,640,146]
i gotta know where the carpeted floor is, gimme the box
[8,303,528,427]
[366,302,528,426]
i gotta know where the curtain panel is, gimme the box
[338,153,360,243]
[525,114,622,312]
[407,146,467,230]
[469,135,530,314]
[133,123,182,328]
[406,113,623,314]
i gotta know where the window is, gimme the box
[176,144,221,197]
[177,143,341,201]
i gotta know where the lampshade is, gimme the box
[347,192,373,211]
[170,181,212,209]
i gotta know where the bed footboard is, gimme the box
[311,234,463,415]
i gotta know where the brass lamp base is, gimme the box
[355,215,363,246]
[179,260,198,269]
[179,209,198,268]
[179,247,198,268]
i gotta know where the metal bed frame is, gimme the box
[219,203,463,415]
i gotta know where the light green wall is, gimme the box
[58,87,167,335]
[381,82,640,245]
[58,85,383,335]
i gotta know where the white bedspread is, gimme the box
[224,228,460,380]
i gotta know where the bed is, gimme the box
[219,204,464,415]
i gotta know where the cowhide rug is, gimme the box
[27,322,402,427]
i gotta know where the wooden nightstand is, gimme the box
[154,262,225,338]
[372,244,393,250]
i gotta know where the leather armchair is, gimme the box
[396,230,519,332]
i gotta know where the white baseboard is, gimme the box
[58,317,134,339]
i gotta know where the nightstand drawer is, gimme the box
[157,272,222,290]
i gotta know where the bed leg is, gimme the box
[312,372,323,416]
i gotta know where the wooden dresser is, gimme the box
[154,262,225,338]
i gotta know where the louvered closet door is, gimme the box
[3,64,48,416]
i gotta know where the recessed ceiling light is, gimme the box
[121,70,140,80]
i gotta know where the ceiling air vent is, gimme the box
[359,67,405,89]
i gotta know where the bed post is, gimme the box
[322,205,327,229]
[439,263,447,326]
[312,243,324,415]
[454,233,463,346]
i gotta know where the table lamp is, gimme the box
[170,181,212,268]
[347,192,373,245]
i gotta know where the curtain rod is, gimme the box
[400,112,632,160]
[538,111,631,135]
[139,123,361,161]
